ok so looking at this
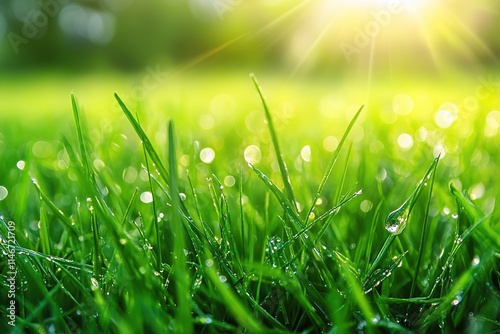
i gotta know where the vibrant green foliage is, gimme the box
[0,76,499,333]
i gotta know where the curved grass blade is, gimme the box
[205,261,267,332]
[250,74,296,209]
[385,155,440,235]
[31,178,79,238]
[114,93,170,186]
[138,113,162,271]
[71,94,91,180]
[450,182,500,249]
[363,251,408,293]
[306,105,363,223]
[365,155,440,282]
[410,156,437,298]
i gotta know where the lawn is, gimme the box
[0,70,499,333]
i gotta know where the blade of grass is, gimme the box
[71,94,91,181]
[204,258,267,332]
[250,74,296,208]
[365,155,440,281]
[306,105,364,223]
[31,178,79,238]
[410,156,438,298]
[138,113,162,271]
[450,182,500,248]
[114,93,170,186]
[168,121,193,334]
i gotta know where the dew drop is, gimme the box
[385,206,409,235]
[451,294,463,306]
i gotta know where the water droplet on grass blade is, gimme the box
[385,205,410,235]
[451,294,463,306]
[91,277,99,290]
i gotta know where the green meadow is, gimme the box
[1,1,500,333]
[1,70,498,333]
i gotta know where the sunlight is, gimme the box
[282,0,495,76]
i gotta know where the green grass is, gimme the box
[0,74,499,333]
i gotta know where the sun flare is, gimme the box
[282,0,497,76]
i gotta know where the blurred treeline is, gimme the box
[0,0,499,74]
[0,0,303,72]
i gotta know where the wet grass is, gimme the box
[0,74,499,333]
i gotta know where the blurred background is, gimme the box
[0,0,498,75]
[0,0,499,153]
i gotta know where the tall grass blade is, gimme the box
[306,105,363,222]
[410,156,438,298]
[138,113,162,270]
[168,121,193,334]
[114,93,170,186]
[365,156,440,281]
[250,74,296,208]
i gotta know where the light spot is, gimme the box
[244,145,261,164]
[397,133,413,150]
[199,114,215,130]
[139,169,149,181]
[224,175,236,187]
[377,169,387,182]
[93,159,105,171]
[433,144,446,158]
[435,102,458,128]
[0,186,8,201]
[469,183,485,200]
[33,141,54,159]
[200,148,215,164]
[245,111,263,133]
[351,125,364,143]
[140,191,153,203]
[360,200,373,213]
[369,140,384,154]
[415,127,428,142]
[393,94,414,115]
[484,110,499,137]
[323,136,339,152]
[59,5,115,44]
[300,145,311,162]
[180,155,190,167]
[16,160,26,170]
[122,166,138,183]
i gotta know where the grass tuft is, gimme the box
[0,78,498,333]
